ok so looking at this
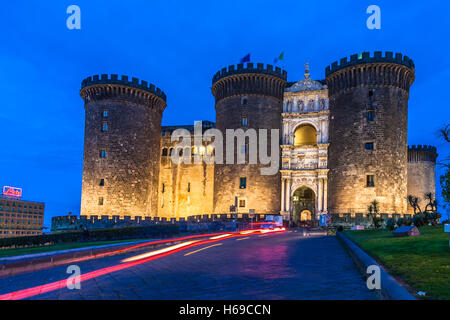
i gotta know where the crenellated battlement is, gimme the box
[325,51,414,77]
[211,63,287,102]
[408,145,437,153]
[408,145,438,162]
[81,74,166,101]
[325,51,415,96]
[51,213,268,232]
[212,62,287,84]
[80,74,166,107]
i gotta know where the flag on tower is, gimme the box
[274,52,284,64]
[240,54,250,63]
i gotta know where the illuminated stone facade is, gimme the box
[79,52,437,222]
[211,63,287,214]
[280,64,330,222]
[80,75,166,217]
[407,145,438,214]
[326,52,416,215]
[158,122,215,219]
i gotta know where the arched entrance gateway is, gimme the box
[292,187,316,226]
[279,63,330,226]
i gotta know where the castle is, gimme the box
[77,51,437,226]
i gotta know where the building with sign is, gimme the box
[76,51,437,226]
[0,188,45,238]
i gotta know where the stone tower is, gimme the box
[325,52,415,214]
[211,63,287,214]
[407,145,438,214]
[80,74,167,217]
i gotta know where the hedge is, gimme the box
[0,224,180,249]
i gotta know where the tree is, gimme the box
[439,124,450,218]
[441,170,450,204]
[409,192,438,214]
[424,192,438,213]
[407,195,422,214]
[439,124,450,143]
[367,200,382,228]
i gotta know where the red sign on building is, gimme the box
[2,186,22,198]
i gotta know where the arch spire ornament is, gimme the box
[285,62,327,92]
[304,62,310,79]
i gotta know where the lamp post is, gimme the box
[445,224,450,247]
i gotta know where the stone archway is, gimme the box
[300,209,312,221]
[292,186,316,226]
[293,123,317,146]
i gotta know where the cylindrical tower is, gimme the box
[80,74,167,217]
[407,145,438,214]
[211,63,287,214]
[325,52,415,214]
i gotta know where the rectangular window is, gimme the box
[242,116,248,127]
[365,142,374,150]
[240,177,247,189]
[366,175,375,187]
[187,183,191,192]
[100,149,107,158]
[162,183,165,193]
[98,197,104,205]
[239,199,246,208]
[367,110,375,121]
[99,179,105,186]
[241,97,248,105]
[102,122,108,132]
[102,110,108,118]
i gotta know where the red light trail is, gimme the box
[0,227,285,300]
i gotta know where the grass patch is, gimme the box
[343,225,450,300]
[0,238,144,258]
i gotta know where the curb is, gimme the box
[0,239,184,278]
[337,232,416,300]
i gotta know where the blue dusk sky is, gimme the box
[0,0,449,229]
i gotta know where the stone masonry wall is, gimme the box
[407,146,437,214]
[326,53,415,214]
[157,136,214,219]
[80,78,166,218]
[213,94,284,214]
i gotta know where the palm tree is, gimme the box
[367,200,379,227]
[371,200,379,214]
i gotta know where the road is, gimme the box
[0,230,378,300]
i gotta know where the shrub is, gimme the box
[412,213,427,227]
[373,217,384,229]
[385,218,396,231]
[427,212,441,226]
[397,217,412,227]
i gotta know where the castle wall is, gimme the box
[326,52,415,214]
[77,55,437,223]
[80,75,166,218]
[157,135,214,219]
